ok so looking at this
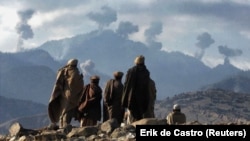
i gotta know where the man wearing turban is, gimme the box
[103,71,125,125]
[78,75,102,127]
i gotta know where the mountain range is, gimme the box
[38,29,250,99]
[1,28,250,134]
[1,29,249,104]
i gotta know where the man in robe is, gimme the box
[78,75,102,127]
[122,55,150,123]
[103,71,125,125]
[48,59,84,128]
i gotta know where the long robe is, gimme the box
[48,65,84,123]
[78,83,102,126]
[122,64,150,122]
[143,78,157,118]
[103,79,125,124]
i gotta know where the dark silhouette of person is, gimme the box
[122,55,150,123]
[103,71,125,125]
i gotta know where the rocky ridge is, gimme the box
[156,89,250,124]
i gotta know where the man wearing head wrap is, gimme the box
[103,71,125,125]
[166,104,186,125]
[78,75,102,127]
[48,58,84,129]
[122,55,150,123]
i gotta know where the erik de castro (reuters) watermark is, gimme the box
[136,125,250,140]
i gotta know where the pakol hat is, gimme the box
[90,75,100,83]
[113,71,124,77]
[67,59,78,66]
[173,104,181,110]
[134,55,145,65]
[90,75,100,80]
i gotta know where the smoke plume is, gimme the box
[144,21,163,50]
[116,21,139,38]
[194,32,215,60]
[80,59,96,77]
[218,45,242,64]
[87,6,117,31]
[15,9,35,51]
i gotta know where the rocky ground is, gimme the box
[1,117,249,141]
[0,118,166,141]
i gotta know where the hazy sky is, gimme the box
[1,0,250,70]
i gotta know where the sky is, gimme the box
[1,0,250,70]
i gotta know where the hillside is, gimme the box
[1,88,250,134]
[201,71,250,93]
[155,89,250,124]
[0,95,47,134]
[0,50,60,104]
[0,95,47,124]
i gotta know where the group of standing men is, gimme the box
[48,55,157,129]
